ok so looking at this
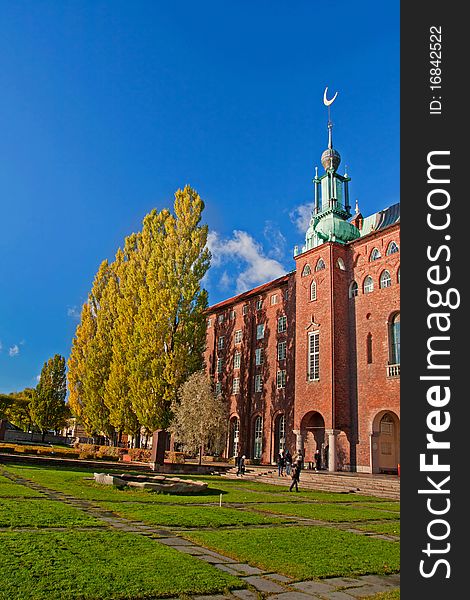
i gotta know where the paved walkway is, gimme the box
[1,468,399,599]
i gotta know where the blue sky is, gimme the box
[0,1,399,393]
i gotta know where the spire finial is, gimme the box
[355,199,359,215]
[323,87,338,149]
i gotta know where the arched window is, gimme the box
[301,264,311,277]
[278,415,285,453]
[389,313,400,365]
[349,280,358,298]
[370,248,382,261]
[315,258,326,271]
[253,416,263,460]
[310,280,317,301]
[386,241,399,255]
[336,257,346,270]
[380,270,392,288]
[230,417,240,458]
[397,266,400,284]
[364,276,374,294]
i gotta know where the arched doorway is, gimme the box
[300,411,325,467]
[371,411,400,473]
[273,413,286,462]
[228,416,240,459]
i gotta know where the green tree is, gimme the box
[170,370,228,464]
[3,388,35,431]
[31,354,68,441]
[130,186,210,432]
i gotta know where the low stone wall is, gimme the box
[2,431,72,445]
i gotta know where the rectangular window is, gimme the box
[229,309,236,320]
[233,352,241,370]
[254,374,263,393]
[255,348,264,366]
[256,324,265,340]
[308,331,320,380]
[271,294,278,305]
[217,358,223,374]
[284,289,289,301]
[278,315,287,333]
[232,377,240,394]
[218,314,224,323]
[242,304,248,315]
[218,336,225,350]
[207,318,212,328]
[277,341,287,361]
[234,330,242,344]
[277,370,286,389]
[256,299,263,311]
[215,381,222,396]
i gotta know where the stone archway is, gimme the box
[300,411,325,467]
[371,410,400,473]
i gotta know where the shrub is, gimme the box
[126,448,152,463]
[165,451,185,464]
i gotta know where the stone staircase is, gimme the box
[223,466,400,500]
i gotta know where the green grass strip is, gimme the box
[0,498,100,528]
[184,525,400,580]
[254,502,400,522]
[102,501,287,528]
[0,530,243,599]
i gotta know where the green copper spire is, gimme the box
[302,88,360,252]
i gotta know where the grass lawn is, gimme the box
[254,502,400,522]
[364,591,400,599]
[355,521,401,536]
[184,525,400,580]
[0,530,243,600]
[0,498,101,528]
[0,482,44,498]
[102,501,288,528]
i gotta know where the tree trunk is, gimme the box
[41,430,46,442]
[199,444,203,466]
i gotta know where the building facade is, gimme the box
[204,114,400,474]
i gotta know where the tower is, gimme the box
[301,89,360,253]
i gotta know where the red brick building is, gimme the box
[204,116,400,474]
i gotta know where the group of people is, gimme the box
[235,447,323,491]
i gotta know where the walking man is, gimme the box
[289,459,300,492]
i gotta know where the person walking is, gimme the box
[237,455,246,476]
[285,449,292,476]
[314,448,321,472]
[289,459,300,492]
[277,449,286,477]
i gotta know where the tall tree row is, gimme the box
[67,186,210,443]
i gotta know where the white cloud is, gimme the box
[9,345,20,357]
[35,374,41,383]
[207,230,287,294]
[289,203,313,234]
[263,221,287,261]
[67,306,81,320]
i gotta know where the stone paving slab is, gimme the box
[158,537,194,546]
[319,577,363,589]
[231,590,259,600]
[270,593,322,600]
[266,573,293,583]
[345,584,395,598]
[321,592,358,600]
[227,563,265,576]
[201,550,238,563]
[291,581,335,594]
[212,563,244,576]
[198,554,234,564]
[241,576,286,593]
[361,574,400,587]
[175,546,208,555]
[192,595,232,600]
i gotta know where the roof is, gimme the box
[360,203,400,237]
[207,272,293,313]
